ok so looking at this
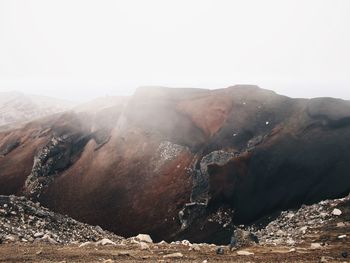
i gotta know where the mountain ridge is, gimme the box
[0,85,349,244]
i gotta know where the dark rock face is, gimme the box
[0,86,349,244]
[0,138,20,156]
[23,134,91,200]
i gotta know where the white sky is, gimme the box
[0,0,350,102]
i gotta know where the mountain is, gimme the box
[0,85,349,244]
[0,91,75,131]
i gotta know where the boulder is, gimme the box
[135,234,153,243]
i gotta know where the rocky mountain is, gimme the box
[0,85,349,244]
[0,91,74,131]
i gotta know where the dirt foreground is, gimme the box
[1,194,349,262]
[0,241,349,263]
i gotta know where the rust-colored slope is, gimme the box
[0,125,51,195]
[177,94,233,137]
[0,86,349,244]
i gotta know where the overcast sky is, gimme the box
[0,0,350,102]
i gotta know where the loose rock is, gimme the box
[310,243,322,249]
[139,242,150,250]
[332,208,342,216]
[0,195,123,245]
[135,234,153,243]
[96,238,116,246]
[216,247,225,255]
[163,252,184,258]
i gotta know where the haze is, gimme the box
[1,0,350,102]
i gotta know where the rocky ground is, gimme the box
[251,194,350,247]
[0,194,349,262]
[0,195,123,244]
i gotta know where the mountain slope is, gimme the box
[0,86,349,244]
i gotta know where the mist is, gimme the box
[1,0,350,101]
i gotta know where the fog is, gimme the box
[0,0,350,101]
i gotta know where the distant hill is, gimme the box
[0,91,75,130]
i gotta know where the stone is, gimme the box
[286,238,296,246]
[135,234,153,243]
[320,256,330,262]
[95,226,104,233]
[139,242,150,250]
[5,235,17,242]
[96,238,116,246]
[181,239,191,246]
[332,208,342,216]
[190,244,201,251]
[79,241,92,247]
[299,226,308,233]
[231,229,258,248]
[320,212,327,218]
[237,250,254,256]
[338,235,347,239]
[286,212,295,219]
[310,243,322,249]
[163,252,184,258]
[130,239,140,245]
[41,234,58,244]
[276,230,285,236]
[216,247,225,255]
[337,222,346,227]
[34,232,45,238]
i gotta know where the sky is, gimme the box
[0,0,350,102]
